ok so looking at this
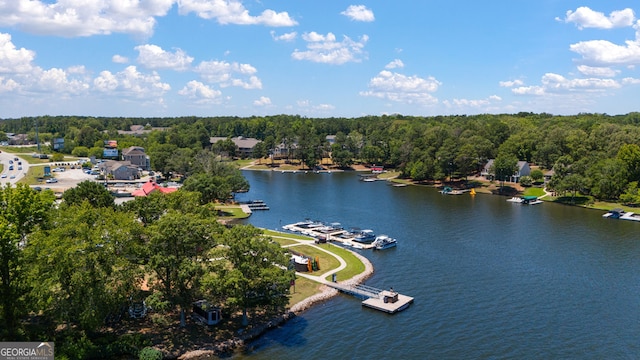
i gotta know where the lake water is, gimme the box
[232,170,640,359]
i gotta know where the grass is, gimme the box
[324,245,365,282]
[17,165,48,185]
[287,244,340,277]
[522,187,546,197]
[214,205,250,219]
[288,277,322,307]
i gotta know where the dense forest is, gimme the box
[2,112,640,203]
[0,182,293,359]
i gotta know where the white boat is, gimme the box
[372,235,397,250]
[507,197,523,203]
[353,229,376,243]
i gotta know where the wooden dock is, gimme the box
[327,283,413,314]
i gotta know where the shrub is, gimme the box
[139,347,163,360]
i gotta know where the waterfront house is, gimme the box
[209,136,262,158]
[482,159,531,183]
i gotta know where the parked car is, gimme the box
[45,178,58,183]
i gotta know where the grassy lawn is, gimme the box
[17,165,48,185]
[263,229,312,241]
[324,245,365,282]
[288,277,322,307]
[287,244,340,277]
[522,187,546,197]
[214,205,250,219]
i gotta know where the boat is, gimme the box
[521,196,543,205]
[602,208,624,219]
[372,235,397,250]
[507,197,523,203]
[603,209,640,222]
[353,229,376,243]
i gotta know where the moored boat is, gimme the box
[372,235,397,250]
[353,229,376,243]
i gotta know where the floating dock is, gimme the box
[327,283,414,314]
[282,221,378,249]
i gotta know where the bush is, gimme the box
[519,175,533,187]
[139,347,163,360]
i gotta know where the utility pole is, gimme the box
[34,119,41,153]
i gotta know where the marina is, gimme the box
[282,220,397,250]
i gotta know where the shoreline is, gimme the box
[178,248,375,359]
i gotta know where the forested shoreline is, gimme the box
[2,112,640,203]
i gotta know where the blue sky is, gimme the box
[0,1,639,118]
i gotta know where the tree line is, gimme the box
[3,112,640,202]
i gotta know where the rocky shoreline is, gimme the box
[177,250,375,359]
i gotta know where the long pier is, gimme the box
[327,282,414,314]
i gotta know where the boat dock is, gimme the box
[282,221,378,249]
[327,283,414,314]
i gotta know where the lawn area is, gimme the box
[17,165,48,185]
[522,187,546,197]
[288,276,322,307]
[324,245,365,282]
[214,205,250,219]
[287,244,340,277]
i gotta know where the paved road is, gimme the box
[0,151,31,186]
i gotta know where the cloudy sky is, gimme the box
[0,1,639,118]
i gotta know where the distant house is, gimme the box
[131,180,178,197]
[100,160,141,180]
[482,159,531,183]
[116,124,169,136]
[122,146,151,170]
[326,135,336,145]
[209,136,262,158]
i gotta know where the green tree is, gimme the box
[146,210,222,322]
[26,204,143,332]
[62,180,114,208]
[209,225,292,326]
[530,169,544,182]
[491,154,518,191]
[620,181,640,205]
[0,184,54,338]
[587,158,628,200]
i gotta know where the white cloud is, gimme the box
[443,96,501,109]
[112,55,129,64]
[570,38,640,66]
[499,79,524,87]
[314,103,335,111]
[385,59,404,69]
[178,80,222,103]
[512,86,545,96]
[253,96,271,106]
[0,33,36,73]
[292,32,368,64]
[576,65,619,77]
[341,5,375,22]
[178,0,297,26]
[271,31,297,42]
[0,77,19,92]
[194,60,262,89]
[511,72,622,96]
[93,65,170,99]
[135,44,194,71]
[622,77,640,85]
[560,7,635,29]
[360,69,441,105]
[0,0,173,37]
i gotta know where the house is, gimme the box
[482,159,531,183]
[100,160,141,180]
[209,136,262,158]
[131,180,178,197]
[117,124,169,136]
[122,146,151,170]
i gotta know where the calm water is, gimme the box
[232,171,640,359]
